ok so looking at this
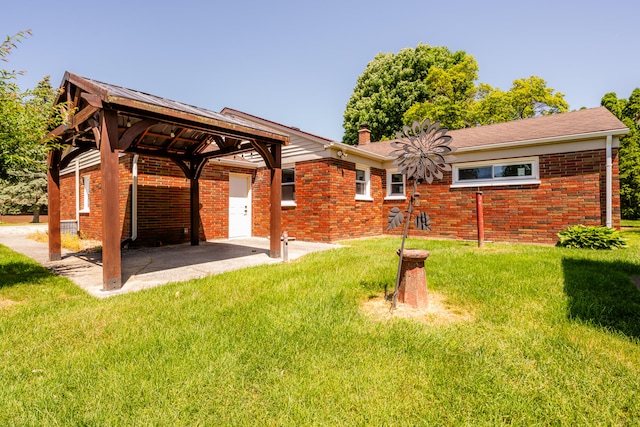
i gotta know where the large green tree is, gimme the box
[342,44,473,144]
[344,44,569,141]
[602,89,640,219]
[0,32,63,221]
[401,54,479,130]
[404,75,568,128]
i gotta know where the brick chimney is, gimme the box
[358,123,371,145]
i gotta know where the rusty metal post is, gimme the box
[476,191,484,248]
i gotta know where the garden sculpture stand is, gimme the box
[396,248,430,309]
[386,119,456,309]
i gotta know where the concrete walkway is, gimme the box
[0,224,342,298]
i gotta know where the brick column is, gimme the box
[397,249,430,309]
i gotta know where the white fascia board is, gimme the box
[324,141,390,161]
[209,157,259,169]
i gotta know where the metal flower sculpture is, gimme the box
[386,119,456,309]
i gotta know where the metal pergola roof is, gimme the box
[48,72,289,173]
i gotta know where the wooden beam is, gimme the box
[117,118,157,150]
[269,144,282,258]
[47,149,62,261]
[100,109,122,290]
[46,105,100,140]
[190,177,200,246]
[66,72,110,99]
[60,146,91,170]
[109,97,289,145]
[80,92,103,108]
[251,140,277,169]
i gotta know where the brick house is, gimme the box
[225,106,627,244]
[59,90,627,247]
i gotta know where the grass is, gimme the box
[1,234,640,425]
[27,230,100,252]
[622,219,640,228]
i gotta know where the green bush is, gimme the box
[557,225,627,249]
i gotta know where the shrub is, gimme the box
[557,225,626,250]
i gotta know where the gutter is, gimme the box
[454,128,628,154]
[75,159,80,232]
[121,154,138,248]
[606,135,613,228]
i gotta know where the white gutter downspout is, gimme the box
[131,154,139,241]
[75,159,80,232]
[606,134,613,228]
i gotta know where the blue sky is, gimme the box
[2,0,638,141]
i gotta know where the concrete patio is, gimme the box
[0,224,341,298]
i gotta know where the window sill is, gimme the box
[450,178,541,188]
[355,196,374,202]
[281,201,297,207]
[384,195,407,201]
[78,209,90,214]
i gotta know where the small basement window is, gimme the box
[452,157,540,188]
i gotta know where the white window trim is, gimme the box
[281,166,296,207]
[385,170,407,201]
[355,165,373,201]
[451,156,540,188]
[79,175,90,213]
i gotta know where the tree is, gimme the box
[0,76,56,222]
[0,32,63,221]
[342,44,473,144]
[0,167,48,221]
[402,55,479,130]
[405,75,569,128]
[1,32,62,179]
[602,89,640,219]
[344,44,569,143]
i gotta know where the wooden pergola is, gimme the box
[47,72,289,290]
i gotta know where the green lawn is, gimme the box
[1,233,640,425]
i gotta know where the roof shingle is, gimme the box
[358,107,628,157]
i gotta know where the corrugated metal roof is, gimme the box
[84,77,286,137]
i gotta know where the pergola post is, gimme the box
[47,149,62,261]
[269,144,282,258]
[100,109,122,290]
[190,176,200,246]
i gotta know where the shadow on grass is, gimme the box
[562,257,640,339]
[0,261,52,289]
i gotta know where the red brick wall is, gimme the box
[65,160,131,241]
[58,147,620,246]
[59,154,256,246]
[253,159,384,242]
[382,149,620,244]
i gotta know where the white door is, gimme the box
[229,174,251,238]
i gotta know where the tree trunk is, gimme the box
[32,206,40,223]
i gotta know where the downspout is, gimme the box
[606,134,613,228]
[132,154,138,241]
[75,159,80,232]
[121,154,139,248]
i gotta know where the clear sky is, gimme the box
[2,0,638,141]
